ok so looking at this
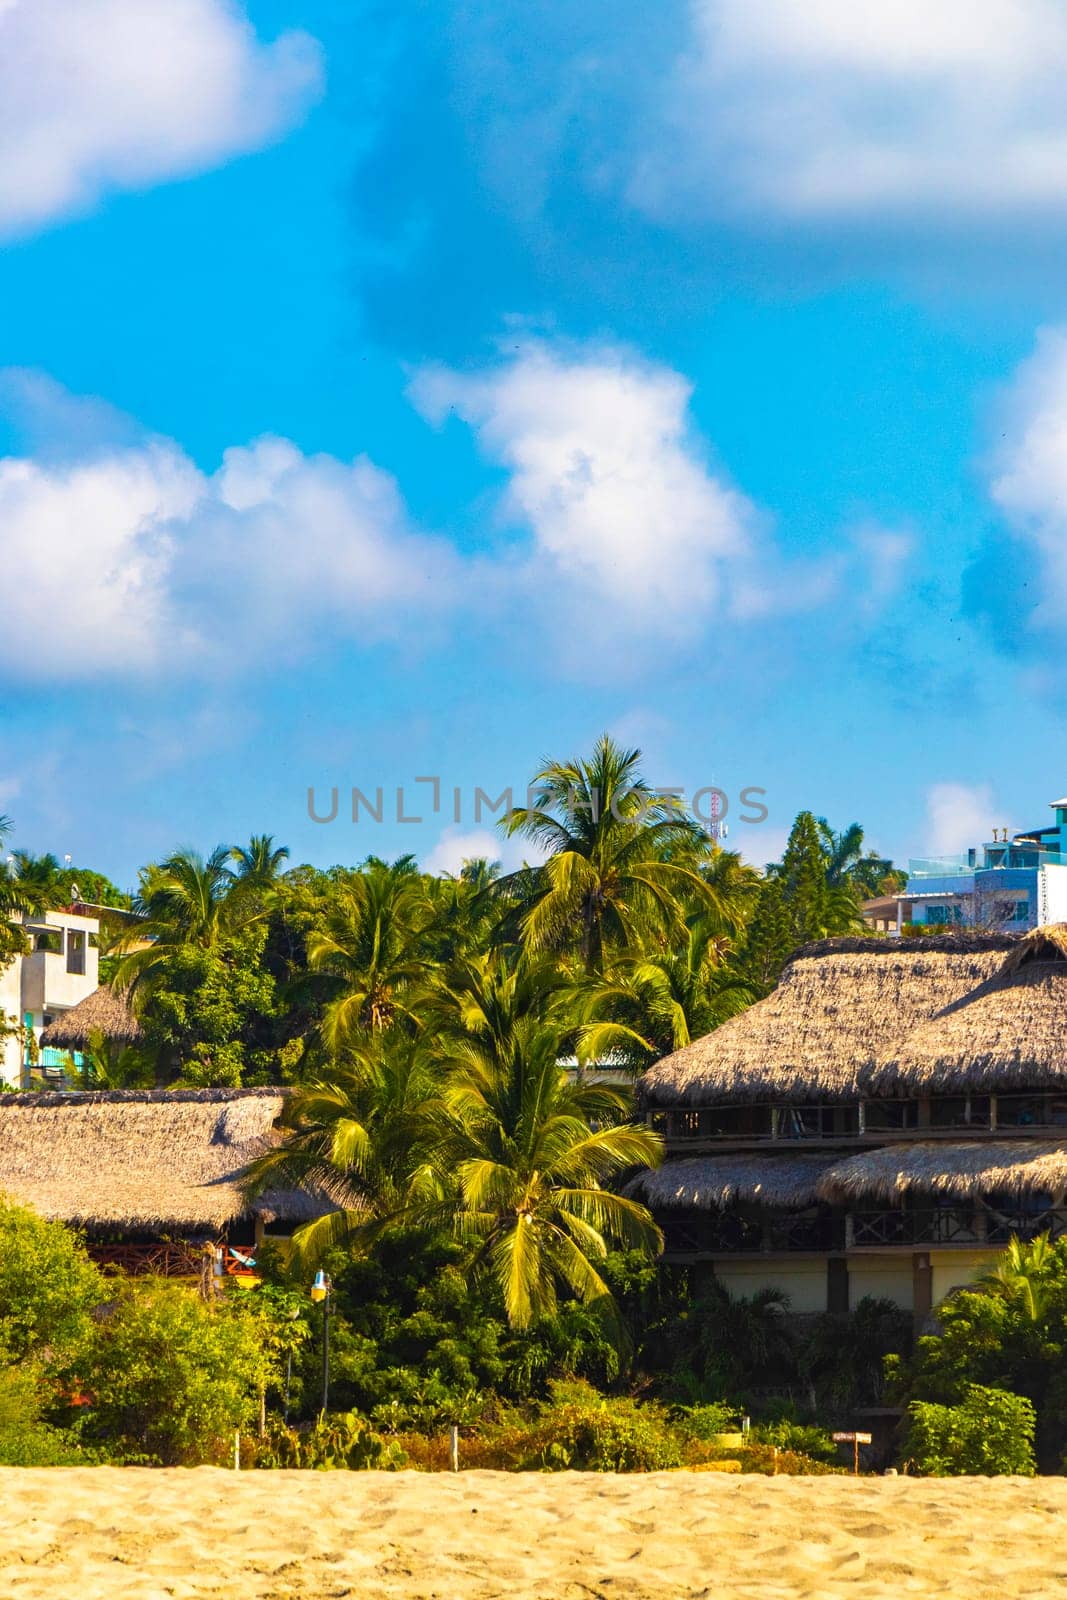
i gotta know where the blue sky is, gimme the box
[5,0,1067,889]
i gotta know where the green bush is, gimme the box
[903,1385,1036,1476]
[0,1199,105,1362]
[520,1380,682,1472]
[258,1412,407,1470]
[670,1401,740,1441]
[72,1280,276,1464]
[752,1418,840,1464]
[0,1366,91,1466]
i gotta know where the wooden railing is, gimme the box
[88,1241,207,1276]
[848,1209,1067,1248]
[659,1212,840,1257]
[87,1242,260,1278]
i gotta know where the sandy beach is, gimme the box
[0,1468,1063,1599]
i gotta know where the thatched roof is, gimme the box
[39,987,142,1048]
[630,1154,839,1210]
[638,935,1014,1107]
[0,1088,327,1232]
[866,928,1067,1096]
[817,1140,1067,1204]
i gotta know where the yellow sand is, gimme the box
[0,1467,1065,1599]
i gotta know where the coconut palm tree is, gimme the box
[114,845,248,993]
[245,1033,446,1259]
[432,1014,663,1332]
[6,850,66,911]
[817,819,900,898]
[423,948,576,1058]
[504,736,714,972]
[134,846,239,945]
[977,1233,1058,1322]
[577,917,756,1068]
[308,857,434,1044]
[231,834,290,889]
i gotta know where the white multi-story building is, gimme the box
[0,908,100,1086]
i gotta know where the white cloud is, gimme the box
[633,0,1067,223]
[924,783,996,855]
[0,400,460,681]
[422,825,547,877]
[990,327,1067,625]
[411,340,760,635]
[0,443,202,674]
[0,0,322,235]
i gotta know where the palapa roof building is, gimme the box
[0,1087,326,1237]
[635,927,1067,1317]
[638,933,1015,1107]
[38,985,142,1050]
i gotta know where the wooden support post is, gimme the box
[449,1426,460,1473]
[912,1252,932,1323]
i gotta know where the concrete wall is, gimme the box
[930,1249,1001,1306]
[1,910,100,1086]
[847,1257,916,1310]
[0,958,21,1087]
[713,1258,828,1314]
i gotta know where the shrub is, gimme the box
[73,1280,276,1464]
[258,1413,406,1470]
[670,1401,740,1442]
[903,1385,1036,1476]
[0,1366,91,1466]
[0,1199,105,1362]
[520,1380,682,1472]
[752,1419,840,1464]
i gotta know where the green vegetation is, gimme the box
[0,743,930,1472]
[902,1387,1037,1477]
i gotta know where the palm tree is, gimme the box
[505,736,713,972]
[114,845,245,992]
[245,1034,445,1259]
[231,834,290,889]
[135,846,238,945]
[423,948,575,1057]
[433,1014,664,1332]
[977,1234,1058,1322]
[817,820,898,898]
[7,850,66,911]
[308,857,434,1044]
[578,917,755,1067]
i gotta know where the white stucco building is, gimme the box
[0,908,100,1087]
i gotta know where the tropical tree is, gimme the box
[432,1014,664,1333]
[307,857,434,1044]
[577,917,755,1068]
[6,851,65,912]
[231,834,290,890]
[245,1034,445,1257]
[133,847,239,944]
[504,737,714,972]
[976,1233,1059,1323]
[817,819,901,898]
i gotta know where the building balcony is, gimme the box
[658,1204,1067,1260]
[655,1092,1067,1153]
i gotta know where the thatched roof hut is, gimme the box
[631,1154,839,1210]
[817,1140,1067,1204]
[638,935,1013,1107]
[39,987,142,1048]
[0,1088,326,1232]
[864,928,1067,1096]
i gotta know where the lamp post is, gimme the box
[310,1269,331,1416]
